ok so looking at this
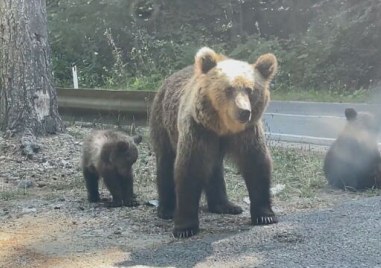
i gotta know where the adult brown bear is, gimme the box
[149,47,278,238]
[82,129,142,207]
[324,108,381,190]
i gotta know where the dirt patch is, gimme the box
[1,124,379,267]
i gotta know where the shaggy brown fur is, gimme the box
[324,108,381,190]
[82,129,142,207]
[149,47,278,238]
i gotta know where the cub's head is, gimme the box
[101,135,142,169]
[193,47,277,135]
[343,108,381,142]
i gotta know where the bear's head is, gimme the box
[342,108,381,144]
[101,135,142,171]
[191,47,277,135]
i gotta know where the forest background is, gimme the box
[47,0,381,100]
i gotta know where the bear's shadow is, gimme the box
[114,229,250,267]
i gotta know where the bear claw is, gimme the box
[173,226,199,238]
[253,215,278,225]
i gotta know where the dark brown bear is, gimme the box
[149,47,278,238]
[82,129,142,207]
[324,108,381,190]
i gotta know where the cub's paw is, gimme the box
[173,226,199,239]
[251,208,278,225]
[208,202,243,215]
[157,206,174,220]
[124,199,140,207]
[105,200,123,208]
[88,195,100,203]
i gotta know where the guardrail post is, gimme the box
[72,65,79,89]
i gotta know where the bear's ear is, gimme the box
[345,108,357,121]
[194,47,220,75]
[254,53,278,81]
[133,135,142,145]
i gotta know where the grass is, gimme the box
[116,75,373,103]
[270,146,326,200]
[271,87,370,103]
[0,188,32,201]
[224,144,380,212]
[224,145,327,203]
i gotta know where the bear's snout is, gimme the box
[234,92,251,123]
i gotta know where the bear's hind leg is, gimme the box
[156,144,176,219]
[83,167,100,202]
[206,158,243,215]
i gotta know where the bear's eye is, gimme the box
[225,86,234,97]
[244,87,252,95]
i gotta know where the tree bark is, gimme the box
[0,0,64,137]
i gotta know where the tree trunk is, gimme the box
[0,0,64,137]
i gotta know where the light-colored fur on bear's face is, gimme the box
[188,47,277,135]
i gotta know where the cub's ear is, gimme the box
[133,135,142,145]
[116,141,129,151]
[345,108,357,121]
[254,53,278,81]
[194,47,221,75]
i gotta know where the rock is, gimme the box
[145,200,159,207]
[37,183,47,188]
[20,131,41,158]
[17,179,34,189]
[271,184,286,196]
[22,207,37,213]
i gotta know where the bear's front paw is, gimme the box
[157,206,174,219]
[208,201,243,215]
[251,208,278,225]
[172,225,199,238]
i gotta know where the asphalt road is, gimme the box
[264,101,381,146]
[119,196,381,268]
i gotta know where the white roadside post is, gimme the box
[72,65,79,89]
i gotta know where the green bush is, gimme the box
[48,0,381,93]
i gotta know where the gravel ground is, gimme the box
[0,123,380,268]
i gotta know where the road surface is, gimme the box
[264,101,381,146]
[118,196,381,268]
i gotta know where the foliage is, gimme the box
[47,0,381,95]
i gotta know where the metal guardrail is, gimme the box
[57,88,156,123]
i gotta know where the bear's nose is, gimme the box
[238,109,251,123]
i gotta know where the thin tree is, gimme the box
[0,0,64,142]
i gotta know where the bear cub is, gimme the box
[82,129,142,207]
[324,108,381,190]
